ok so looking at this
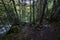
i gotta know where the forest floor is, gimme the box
[2,20,60,40]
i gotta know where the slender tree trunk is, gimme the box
[11,0,19,24]
[39,0,47,24]
[30,0,31,23]
[1,0,10,23]
[33,0,35,24]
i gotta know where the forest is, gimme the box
[0,0,60,40]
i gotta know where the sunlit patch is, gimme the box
[48,1,53,10]
[0,27,6,34]
[26,7,30,12]
[0,24,12,35]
